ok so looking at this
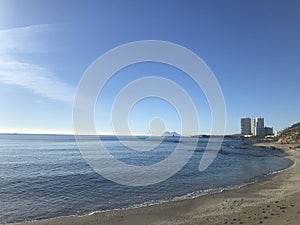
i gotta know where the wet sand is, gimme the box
[9,142,300,225]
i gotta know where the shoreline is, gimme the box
[8,142,300,225]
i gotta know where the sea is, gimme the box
[0,134,294,224]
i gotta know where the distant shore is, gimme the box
[9,142,300,225]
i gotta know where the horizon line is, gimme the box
[0,132,236,137]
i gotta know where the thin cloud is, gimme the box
[0,24,53,54]
[0,24,75,103]
[0,59,75,103]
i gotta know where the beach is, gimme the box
[9,142,300,225]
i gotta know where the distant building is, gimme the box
[252,117,265,136]
[241,118,252,136]
[265,126,274,136]
[241,117,274,137]
[274,130,282,137]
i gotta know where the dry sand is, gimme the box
[9,142,300,225]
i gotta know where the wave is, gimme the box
[77,162,295,219]
[3,160,293,225]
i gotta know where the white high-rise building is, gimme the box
[252,117,265,136]
[241,118,252,136]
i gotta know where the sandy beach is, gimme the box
[9,142,300,225]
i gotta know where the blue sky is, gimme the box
[0,0,299,135]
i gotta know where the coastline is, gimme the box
[8,142,300,225]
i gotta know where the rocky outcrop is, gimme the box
[278,122,300,144]
[163,131,180,137]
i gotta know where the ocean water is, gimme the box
[0,134,293,224]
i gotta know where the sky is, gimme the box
[0,0,299,135]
